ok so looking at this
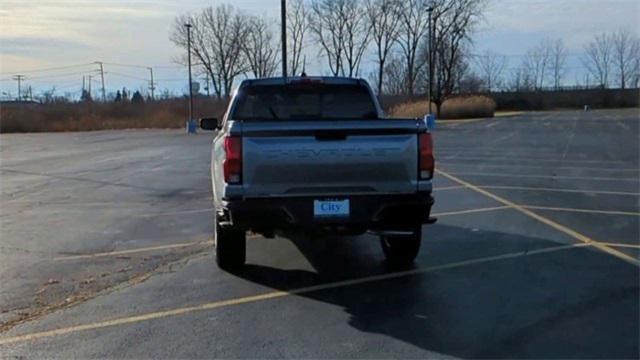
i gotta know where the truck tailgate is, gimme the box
[241,120,419,197]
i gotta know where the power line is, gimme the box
[102,62,149,69]
[153,65,183,69]
[105,71,148,81]
[27,70,100,81]
[154,78,185,82]
[0,62,95,76]
[468,52,585,59]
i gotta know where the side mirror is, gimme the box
[200,117,219,130]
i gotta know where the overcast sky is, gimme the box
[0,0,638,98]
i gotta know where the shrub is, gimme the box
[389,95,496,119]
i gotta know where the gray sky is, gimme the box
[0,0,638,98]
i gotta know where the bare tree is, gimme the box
[287,0,309,76]
[633,54,640,88]
[172,13,220,96]
[171,5,249,97]
[395,0,432,96]
[582,33,613,88]
[365,0,401,95]
[309,0,347,76]
[521,39,552,90]
[342,0,371,77]
[431,0,486,116]
[475,50,506,92]
[508,66,535,91]
[309,0,370,77]
[612,29,640,89]
[381,55,408,95]
[458,72,483,93]
[550,39,566,90]
[243,16,279,78]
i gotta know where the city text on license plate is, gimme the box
[313,199,350,217]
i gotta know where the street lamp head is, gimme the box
[427,7,434,12]
[184,23,192,28]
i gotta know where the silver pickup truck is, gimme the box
[201,76,435,270]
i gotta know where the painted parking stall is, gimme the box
[0,109,638,358]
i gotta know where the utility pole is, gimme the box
[185,23,194,123]
[12,75,25,101]
[88,75,92,97]
[427,6,434,115]
[82,76,86,92]
[147,67,155,100]
[96,61,106,102]
[281,0,287,78]
[205,72,210,97]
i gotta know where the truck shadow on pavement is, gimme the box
[237,224,639,359]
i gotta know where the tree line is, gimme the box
[170,0,639,115]
[476,29,640,93]
[171,0,487,115]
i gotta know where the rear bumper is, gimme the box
[221,192,434,230]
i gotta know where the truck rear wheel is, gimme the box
[380,226,422,265]
[215,220,246,271]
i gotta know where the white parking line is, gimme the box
[439,162,639,173]
[445,171,639,182]
[520,205,640,216]
[438,155,629,165]
[479,185,639,197]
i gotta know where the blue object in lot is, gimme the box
[186,119,198,134]
[424,113,436,130]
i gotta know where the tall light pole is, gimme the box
[185,23,194,123]
[281,0,287,78]
[427,6,434,115]
[147,67,155,101]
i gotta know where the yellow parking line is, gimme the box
[439,118,488,125]
[55,235,264,261]
[137,208,213,218]
[436,169,640,267]
[521,205,640,216]
[433,185,466,191]
[0,243,588,346]
[54,241,215,261]
[596,242,640,249]
[479,185,640,197]
[432,206,510,217]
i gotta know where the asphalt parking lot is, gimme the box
[1,109,638,358]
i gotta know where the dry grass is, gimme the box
[0,98,229,133]
[1,94,497,133]
[389,95,496,119]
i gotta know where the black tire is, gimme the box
[215,219,246,271]
[380,226,422,265]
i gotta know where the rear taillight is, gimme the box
[419,133,434,179]
[223,136,242,183]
